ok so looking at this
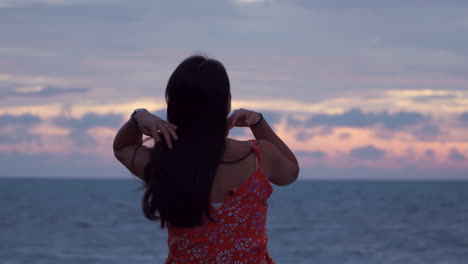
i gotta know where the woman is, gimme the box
[113,55,299,264]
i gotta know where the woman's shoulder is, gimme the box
[225,137,254,148]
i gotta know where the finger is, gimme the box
[229,110,239,127]
[230,116,238,129]
[160,126,173,149]
[151,129,160,142]
[169,123,177,129]
[165,122,178,140]
[228,109,238,119]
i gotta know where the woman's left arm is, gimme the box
[113,109,178,180]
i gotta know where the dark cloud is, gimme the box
[0,1,143,23]
[0,114,42,145]
[1,0,467,105]
[425,149,435,159]
[0,114,42,127]
[286,116,304,127]
[54,113,123,146]
[298,167,468,180]
[296,131,314,141]
[411,95,456,103]
[54,113,123,130]
[459,112,468,124]
[449,148,465,161]
[296,151,327,159]
[286,0,460,9]
[0,131,40,144]
[411,124,441,141]
[350,145,385,160]
[2,86,88,97]
[417,124,440,135]
[296,127,333,141]
[306,108,428,129]
[339,132,351,140]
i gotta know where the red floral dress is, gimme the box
[165,139,275,264]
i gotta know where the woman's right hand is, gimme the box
[226,108,262,130]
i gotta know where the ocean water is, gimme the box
[1,178,467,264]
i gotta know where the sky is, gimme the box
[0,0,467,179]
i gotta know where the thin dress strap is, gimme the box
[249,139,261,171]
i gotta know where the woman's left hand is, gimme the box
[134,110,178,149]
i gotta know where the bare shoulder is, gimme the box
[225,137,253,150]
[223,137,254,160]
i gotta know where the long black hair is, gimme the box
[142,55,231,228]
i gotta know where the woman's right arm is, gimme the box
[250,113,298,166]
[249,113,300,185]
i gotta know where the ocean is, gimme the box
[1,178,467,264]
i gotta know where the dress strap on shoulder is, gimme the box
[248,139,262,169]
[248,139,258,151]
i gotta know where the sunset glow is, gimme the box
[1,0,467,179]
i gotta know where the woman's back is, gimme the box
[165,139,275,264]
[211,138,264,204]
[112,56,299,264]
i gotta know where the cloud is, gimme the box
[2,86,87,97]
[286,115,304,127]
[299,167,468,180]
[0,113,43,145]
[234,0,265,3]
[0,113,42,127]
[261,111,282,126]
[417,124,440,135]
[459,112,468,124]
[350,145,385,160]
[296,151,327,159]
[1,0,468,179]
[306,108,428,129]
[411,95,458,103]
[285,0,468,10]
[0,131,39,144]
[54,113,123,146]
[425,149,435,159]
[385,89,463,98]
[0,0,114,8]
[449,148,465,161]
[54,113,123,130]
[410,123,441,141]
[296,127,333,141]
[339,132,351,140]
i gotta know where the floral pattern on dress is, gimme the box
[191,246,208,259]
[234,237,253,251]
[165,139,275,264]
[216,250,233,264]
